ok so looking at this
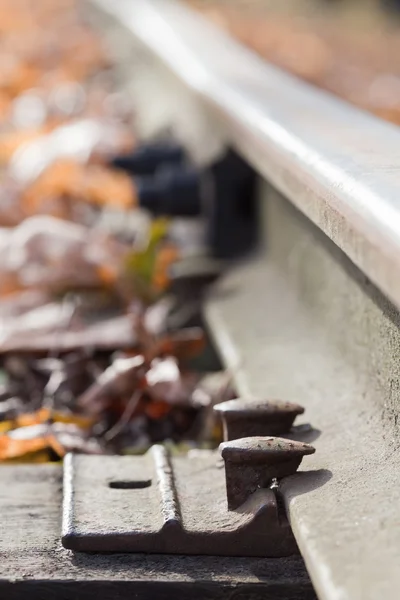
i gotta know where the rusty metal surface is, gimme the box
[214,398,305,440]
[0,460,317,599]
[221,437,315,510]
[62,445,300,556]
[92,0,400,313]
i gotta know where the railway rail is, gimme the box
[1,1,399,599]
[89,1,400,598]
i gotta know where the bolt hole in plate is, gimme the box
[108,479,152,489]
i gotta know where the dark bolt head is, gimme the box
[214,398,305,441]
[220,436,315,510]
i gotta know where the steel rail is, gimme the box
[94,0,400,312]
[89,2,400,600]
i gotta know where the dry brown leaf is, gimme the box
[78,355,146,416]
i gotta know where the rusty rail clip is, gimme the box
[62,399,315,557]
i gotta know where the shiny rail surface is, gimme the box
[95,0,400,312]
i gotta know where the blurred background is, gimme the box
[187,0,400,125]
[1,0,400,463]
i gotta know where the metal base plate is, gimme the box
[62,447,298,557]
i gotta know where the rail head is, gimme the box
[94,0,400,311]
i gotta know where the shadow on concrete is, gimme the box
[284,424,321,444]
[280,468,332,500]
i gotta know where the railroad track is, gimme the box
[0,1,398,599]
[88,1,400,598]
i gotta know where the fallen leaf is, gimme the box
[78,355,146,416]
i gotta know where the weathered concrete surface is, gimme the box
[206,182,400,600]
[0,462,315,598]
